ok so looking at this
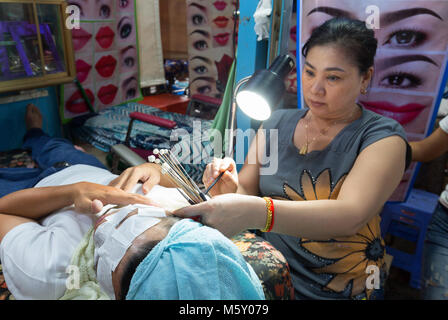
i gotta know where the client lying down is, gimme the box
[0,164,265,300]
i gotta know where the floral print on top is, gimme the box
[260,107,408,300]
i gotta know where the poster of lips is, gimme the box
[298,0,448,202]
[61,0,141,121]
[186,0,236,102]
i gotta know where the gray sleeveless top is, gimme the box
[260,106,408,300]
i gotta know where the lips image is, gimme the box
[65,89,94,114]
[213,16,229,28]
[72,27,93,51]
[290,25,297,42]
[97,84,118,105]
[95,26,115,49]
[214,32,230,46]
[95,55,117,78]
[359,100,426,125]
[213,1,227,11]
[75,59,92,83]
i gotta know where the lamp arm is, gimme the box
[225,75,252,158]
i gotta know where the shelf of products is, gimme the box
[0,0,75,93]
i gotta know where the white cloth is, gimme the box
[253,0,272,41]
[0,165,115,300]
[136,0,165,87]
[437,115,448,208]
[0,164,188,300]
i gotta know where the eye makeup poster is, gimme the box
[299,0,448,202]
[186,0,237,102]
[61,0,141,122]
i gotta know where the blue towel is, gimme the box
[126,219,265,300]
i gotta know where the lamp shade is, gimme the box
[235,54,295,121]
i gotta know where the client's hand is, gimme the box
[108,163,161,194]
[202,157,238,197]
[72,182,154,214]
[171,193,266,238]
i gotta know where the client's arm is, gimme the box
[0,182,152,242]
[108,162,177,194]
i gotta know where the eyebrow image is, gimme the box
[121,45,135,54]
[307,6,355,19]
[381,7,443,27]
[190,56,212,64]
[377,54,439,71]
[118,16,131,31]
[189,29,210,38]
[305,61,346,73]
[190,76,215,85]
[188,3,207,12]
[122,76,137,88]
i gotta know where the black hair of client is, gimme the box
[118,216,181,300]
[302,17,378,75]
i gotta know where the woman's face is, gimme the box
[301,44,370,119]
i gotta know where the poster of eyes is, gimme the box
[298,0,448,202]
[186,0,236,102]
[61,0,141,122]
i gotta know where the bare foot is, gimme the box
[25,104,43,130]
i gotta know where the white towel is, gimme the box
[59,227,110,300]
[253,0,272,41]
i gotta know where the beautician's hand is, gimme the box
[72,182,154,214]
[171,193,266,237]
[108,163,161,194]
[203,157,238,197]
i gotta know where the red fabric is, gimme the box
[129,112,177,129]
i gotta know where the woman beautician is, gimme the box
[111,18,411,300]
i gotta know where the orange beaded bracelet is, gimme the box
[261,197,275,232]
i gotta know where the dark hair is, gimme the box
[118,216,180,300]
[302,17,377,74]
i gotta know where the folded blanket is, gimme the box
[126,219,265,300]
[59,227,110,300]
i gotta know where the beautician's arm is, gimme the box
[173,136,406,239]
[0,182,152,242]
[269,135,406,239]
[410,127,448,162]
[236,125,264,196]
[201,125,265,197]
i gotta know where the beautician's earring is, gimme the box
[361,88,367,95]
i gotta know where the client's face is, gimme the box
[93,205,179,299]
